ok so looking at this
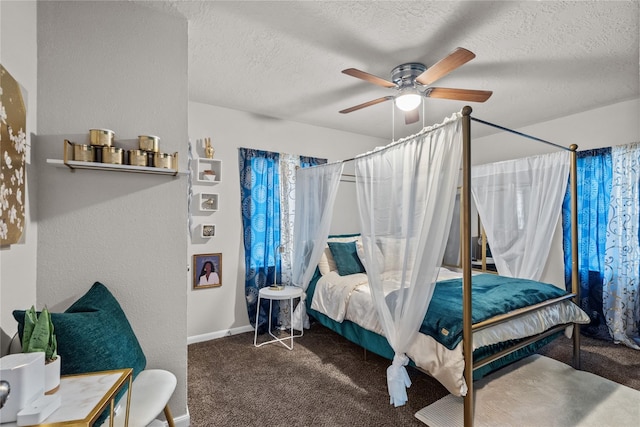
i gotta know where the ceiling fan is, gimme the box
[339,47,492,124]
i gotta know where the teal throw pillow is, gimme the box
[328,241,366,276]
[13,282,147,425]
[13,282,147,377]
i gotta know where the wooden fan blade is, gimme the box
[415,47,476,86]
[342,68,396,88]
[405,109,420,124]
[426,87,493,103]
[339,96,393,114]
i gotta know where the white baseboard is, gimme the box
[187,325,254,345]
[151,411,189,427]
[173,413,190,427]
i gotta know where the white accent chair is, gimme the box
[102,369,177,427]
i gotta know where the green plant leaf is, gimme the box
[21,306,58,361]
[21,306,37,353]
[49,335,58,361]
[46,310,57,361]
[27,307,51,354]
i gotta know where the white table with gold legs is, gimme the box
[6,368,132,427]
[253,285,304,350]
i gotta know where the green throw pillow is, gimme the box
[328,241,366,276]
[13,282,147,377]
[14,282,147,425]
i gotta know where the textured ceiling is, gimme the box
[134,0,639,140]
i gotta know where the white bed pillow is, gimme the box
[376,236,417,271]
[355,238,385,272]
[318,235,360,275]
[317,246,337,275]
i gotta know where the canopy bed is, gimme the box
[290,106,587,427]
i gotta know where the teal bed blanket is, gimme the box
[306,268,568,380]
[420,273,567,350]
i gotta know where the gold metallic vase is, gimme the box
[73,144,94,162]
[138,135,160,152]
[154,152,173,169]
[89,129,115,147]
[102,146,123,164]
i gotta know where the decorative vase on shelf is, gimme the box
[203,169,216,181]
[204,137,215,159]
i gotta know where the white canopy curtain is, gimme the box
[291,161,344,330]
[279,153,298,288]
[355,113,463,407]
[471,151,570,281]
[278,153,301,329]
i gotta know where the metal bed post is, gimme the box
[461,106,474,427]
[458,116,581,426]
[471,117,581,369]
[570,144,581,369]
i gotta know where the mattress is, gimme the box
[310,267,590,396]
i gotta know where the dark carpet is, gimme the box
[188,323,639,427]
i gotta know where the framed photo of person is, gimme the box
[193,253,222,289]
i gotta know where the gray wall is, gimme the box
[187,101,385,341]
[35,1,188,422]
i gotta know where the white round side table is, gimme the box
[253,285,304,350]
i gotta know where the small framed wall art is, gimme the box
[193,253,222,289]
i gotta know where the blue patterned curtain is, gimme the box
[239,148,281,333]
[603,142,640,349]
[239,149,327,333]
[300,156,327,168]
[562,147,612,340]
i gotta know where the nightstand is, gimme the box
[253,285,304,350]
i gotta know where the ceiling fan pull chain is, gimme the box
[392,101,395,142]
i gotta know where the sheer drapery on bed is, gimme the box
[471,151,570,280]
[354,113,463,406]
[291,162,343,330]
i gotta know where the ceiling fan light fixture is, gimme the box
[395,90,422,112]
[340,49,491,120]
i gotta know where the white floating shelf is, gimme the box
[198,193,219,212]
[195,158,222,184]
[199,224,216,238]
[47,159,186,176]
